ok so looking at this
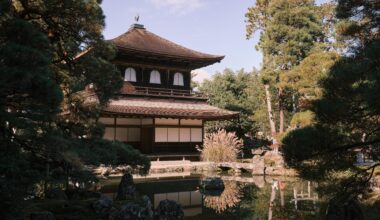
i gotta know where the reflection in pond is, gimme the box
[101,174,321,219]
[154,190,203,216]
[203,180,244,213]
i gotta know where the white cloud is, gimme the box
[150,0,203,15]
[191,69,213,84]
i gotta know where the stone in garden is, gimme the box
[92,194,113,216]
[115,173,137,200]
[200,177,225,196]
[201,177,224,190]
[114,197,153,220]
[155,199,184,220]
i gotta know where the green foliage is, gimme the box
[290,111,315,128]
[335,0,380,46]
[283,49,340,102]
[0,1,149,218]
[74,140,150,173]
[0,16,62,218]
[246,0,325,134]
[200,68,263,138]
[282,1,380,201]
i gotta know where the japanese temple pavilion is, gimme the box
[99,23,239,157]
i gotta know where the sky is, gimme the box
[101,0,329,83]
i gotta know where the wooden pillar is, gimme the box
[113,117,116,141]
[152,118,155,153]
[142,67,145,83]
[167,69,170,86]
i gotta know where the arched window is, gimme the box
[124,67,136,82]
[149,70,161,84]
[173,72,184,86]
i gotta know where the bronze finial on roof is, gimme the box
[134,14,140,23]
[131,14,145,29]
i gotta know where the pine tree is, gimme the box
[246,0,324,135]
[282,0,380,204]
[0,1,149,218]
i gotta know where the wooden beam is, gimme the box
[113,60,192,72]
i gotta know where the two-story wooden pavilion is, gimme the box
[99,23,239,158]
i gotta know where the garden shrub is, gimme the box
[198,130,243,162]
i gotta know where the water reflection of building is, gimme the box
[268,180,319,220]
[291,181,319,212]
[135,176,203,217]
[101,174,322,219]
[154,191,202,216]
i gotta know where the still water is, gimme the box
[101,173,322,220]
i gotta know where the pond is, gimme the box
[100,173,322,220]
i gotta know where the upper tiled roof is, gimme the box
[103,97,239,120]
[110,24,224,66]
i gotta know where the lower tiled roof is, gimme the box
[103,97,239,120]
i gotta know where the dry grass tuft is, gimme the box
[197,129,243,162]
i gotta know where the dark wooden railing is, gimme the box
[131,86,207,99]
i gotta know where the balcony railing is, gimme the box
[125,86,207,99]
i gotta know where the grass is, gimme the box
[200,130,243,162]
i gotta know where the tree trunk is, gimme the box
[44,161,50,198]
[279,88,285,133]
[264,84,276,135]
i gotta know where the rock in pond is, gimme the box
[200,177,225,196]
[92,194,113,216]
[30,211,55,220]
[116,173,137,200]
[155,199,184,220]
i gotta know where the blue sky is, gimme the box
[101,0,329,82]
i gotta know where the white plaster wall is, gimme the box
[168,128,179,142]
[179,128,191,142]
[155,118,179,125]
[115,128,128,142]
[103,127,114,140]
[99,117,114,125]
[191,128,202,142]
[155,128,168,142]
[117,118,141,125]
[180,119,202,126]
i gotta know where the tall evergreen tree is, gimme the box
[0,1,149,218]
[246,0,323,135]
[282,0,380,204]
